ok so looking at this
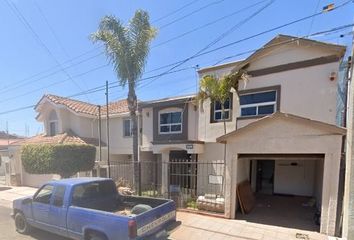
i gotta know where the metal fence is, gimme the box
[107,159,225,215]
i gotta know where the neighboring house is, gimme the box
[140,95,203,196]
[0,133,24,185]
[197,35,346,235]
[8,94,137,187]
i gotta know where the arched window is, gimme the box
[48,110,58,136]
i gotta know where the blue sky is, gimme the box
[0,0,352,136]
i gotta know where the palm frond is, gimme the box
[128,10,157,84]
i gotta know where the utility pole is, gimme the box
[343,27,354,239]
[98,105,102,163]
[105,81,111,178]
[6,121,9,146]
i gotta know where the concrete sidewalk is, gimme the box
[0,185,37,208]
[170,212,331,240]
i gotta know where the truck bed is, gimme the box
[73,193,170,215]
[67,194,176,239]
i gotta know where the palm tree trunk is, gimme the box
[221,105,226,135]
[128,82,140,195]
[221,104,227,196]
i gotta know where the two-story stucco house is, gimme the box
[196,35,346,235]
[7,94,143,187]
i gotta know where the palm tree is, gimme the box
[197,71,247,196]
[197,70,246,135]
[91,10,156,193]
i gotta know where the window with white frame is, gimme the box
[213,97,231,122]
[123,119,132,137]
[240,90,277,117]
[159,111,182,134]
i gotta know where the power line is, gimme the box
[33,0,70,59]
[0,45,102,91]
[307,0,322,35]
[0,52,104,95]
[0,66,194,105]
[4,0,349,99]
[213,23,354,65]
[191,1,352,59]
[0,64,109,104]
[148,0,352,74]
[139,0,274,89]
[1,2,351,109]
[152,0,269,48]
[0,22,351,116]
[4,0,89,99]
[152,0,201,23]
[0,1,226,95]
[158,0,225,29]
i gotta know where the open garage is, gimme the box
[217,112,345,236]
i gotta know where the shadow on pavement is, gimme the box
[26,221,182,240]
[27,229,69,240]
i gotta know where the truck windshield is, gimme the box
[71,180,116,206]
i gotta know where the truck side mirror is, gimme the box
[22,198,32,205]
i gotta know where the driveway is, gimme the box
[170,211,328,240]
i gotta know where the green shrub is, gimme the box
[21,144,96,178]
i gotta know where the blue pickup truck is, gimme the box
[12,178,176,240]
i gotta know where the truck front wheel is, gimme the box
[88,232,107,240]
[14,212,31,234]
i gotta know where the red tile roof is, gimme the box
[11,132,105,147]
[42,94,129,116]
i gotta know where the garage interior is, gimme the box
[237,154,324,232]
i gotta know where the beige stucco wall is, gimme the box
[198,44,341,142]
[197,143,225,196]
[247,43,340,71]
[188,103,199,140]
[239,62,339,125]
[273,159,316,196]
[104,117,133,154]
[39,101,135,155]
[141,103,199,149]
[343,53,354,239]
[198,96,239,142]
[141,107,153,150]
[223,117,342,236]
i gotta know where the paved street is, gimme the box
[0,206,67,240]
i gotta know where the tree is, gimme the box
[91,11,156,193]
[197,70,247,134]
[21,144,96,178]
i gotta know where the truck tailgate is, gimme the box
[135,200,176,239]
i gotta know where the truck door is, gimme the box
[49,185,68,236]
[32,184,54,229]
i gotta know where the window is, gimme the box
[34,185,54,204]
[71,181,116,206]
[49,122,57,136]
[159,111,182,134]
[213,97,231,122]
[53,186,66,207]
[123,119,132,137]
[240,90,277,117]
[48,110,58,136]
